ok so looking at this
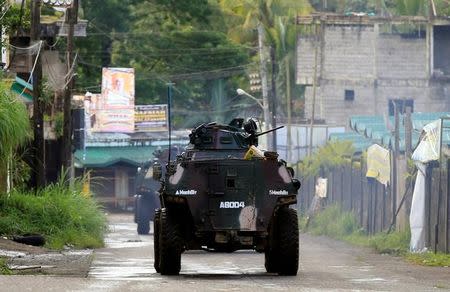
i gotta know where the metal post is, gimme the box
[167,82,173,163]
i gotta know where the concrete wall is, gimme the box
[297,23,450,127]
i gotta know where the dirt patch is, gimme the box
[0,237,48,254]
[0,237,93,277]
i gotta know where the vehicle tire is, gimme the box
[153,209,161,273]
[264,221,278,273]
[159,208,182,275]
[137,219,150,235]
[276,207,299,276]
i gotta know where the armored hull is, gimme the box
[153,119,301,275]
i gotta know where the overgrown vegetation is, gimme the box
[0,177,107,250]
[407,252,450,267]
[304,205,450,266]
[303,205,410,253]
[0,257,11,275]
[298,141,355,177]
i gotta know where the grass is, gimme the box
[0,257,11,275]
[407,252,450,267]
[302,204,450,266]
[0,177,107,250]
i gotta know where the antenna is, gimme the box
[167,82,174,163]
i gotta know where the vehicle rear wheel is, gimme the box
[153,209,161,272]
[264,221,278,273]
[159,208,182,275]
[276,207,299,276]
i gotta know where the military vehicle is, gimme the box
[153,118,301,275]
[134,147,180,234]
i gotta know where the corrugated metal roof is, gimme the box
[74,146,159,168]
[334,114,450,154]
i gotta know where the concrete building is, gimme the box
[296,14,450,127]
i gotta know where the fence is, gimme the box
[299,161,394,235]
[298,160,450,253]
[425,163,450,253]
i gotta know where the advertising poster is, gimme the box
[135,104,168,132]
[90,67,135,133]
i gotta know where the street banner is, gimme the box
[92,67,135,133]
[135,104,168,132]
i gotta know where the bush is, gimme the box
[0,257,11,275]
[0,178,107,249]
[307,204,360,238]
[305,204,410,255]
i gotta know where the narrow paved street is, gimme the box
[1,213,449,291]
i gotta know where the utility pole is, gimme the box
[392,103,399,228]
[257,23,271,149]
[31,0,45,188]
[309,25,319,156]
[62,0,78,173]
[286,56,292,162]
[270,46,277,152]
[405,106,412,158]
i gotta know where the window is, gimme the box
[388,99,414,116]
[345,90,355,101]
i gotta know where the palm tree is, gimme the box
[219,0,312,150]
[0,81,31,193]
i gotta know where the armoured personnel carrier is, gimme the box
[134,147,180,234]
[153,118,301,275]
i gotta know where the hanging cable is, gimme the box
[0,3,12,21]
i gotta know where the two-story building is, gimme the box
[297,14,450,127]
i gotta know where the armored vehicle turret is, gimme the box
[153,118,301,275]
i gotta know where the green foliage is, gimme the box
[310,0,380,13]
[0,0,31,37]
[307,205,360,238]
[0,176,107,249]
[0,257,11,275]
[394,0,426,16]
[299,141,355,177]
[306,204,410,255]
[368,230,410,254]
[0,81,31,164]
[76,0,251,128]
[407,252,450,267]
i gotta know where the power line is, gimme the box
[0,3,12,21]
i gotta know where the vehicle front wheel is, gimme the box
[153,209,161,273]
[158,208,182,275]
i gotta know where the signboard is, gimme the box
[89,67,135,133]
[135,104,168,132]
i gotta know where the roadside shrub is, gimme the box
[306,204,409,255]
[0,257,11,275]
[0,177,107,249]
[308,204,360,238]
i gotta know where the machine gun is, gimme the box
[243,118,284,146]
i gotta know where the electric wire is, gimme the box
[0,3,11,21]
[17,40,43,97]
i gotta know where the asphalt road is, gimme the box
[1,213,449,291]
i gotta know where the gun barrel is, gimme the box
[255,125,284,137]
